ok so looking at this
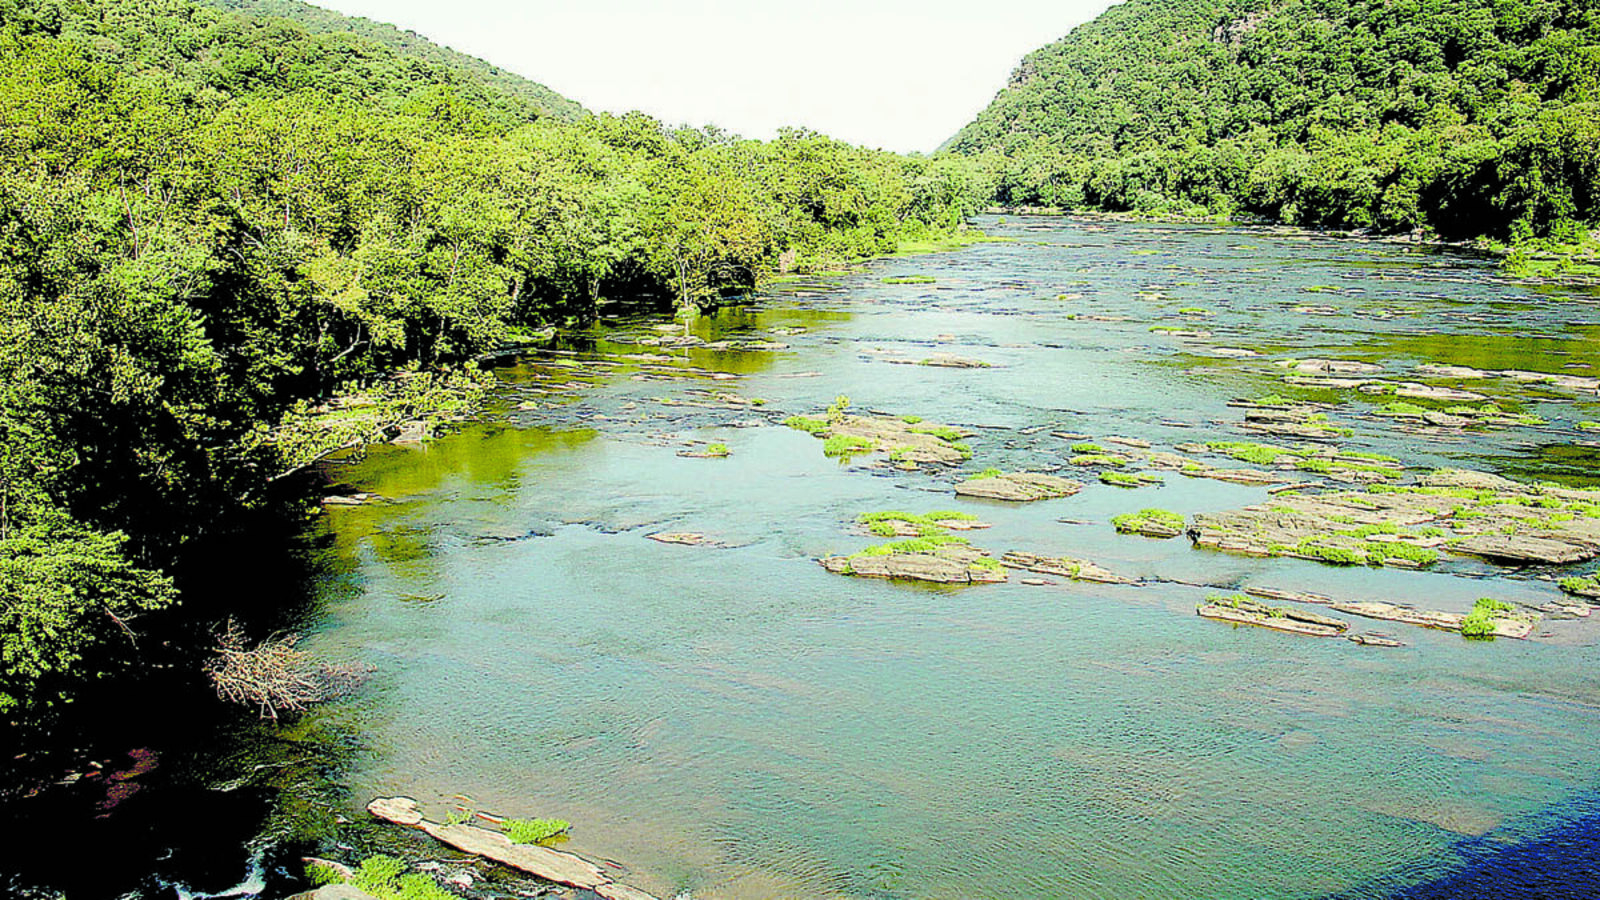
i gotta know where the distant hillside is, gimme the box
[945,0,1599,241]
[196,0,585,121]
[1,0,583,125]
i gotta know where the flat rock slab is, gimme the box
[288,887,381,900]
[1281,358,1384,375]
[820,542,1005,584]
[1183,467,1291,485]
[955,472,1082,501]
[1197,602,1348,637]
[1191,471,1600,568]
[1454,533,1596,565]
[1001,551,1133,584]
[648,532,711,546]
[1348,632,1405,647]
[422,822,608,889]
[827,414,972,465]
[366,797,660,900]
[368,796,424,826]
[1330,600,1464,631]
[887,353,994,368]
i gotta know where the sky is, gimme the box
[310,0,1122,153]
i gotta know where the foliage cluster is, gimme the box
[946,0,1600,246]
[1461,597,1516,637]
[0,0,988,712]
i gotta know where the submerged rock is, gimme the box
[1347,632,1405,647]
[955,471,1082,501]
[1280,358,1383,376]
[648,532,712,546]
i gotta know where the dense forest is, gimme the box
[946,0,1599,245]
[0,0,991,715]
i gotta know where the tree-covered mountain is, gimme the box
[0,0,582,125]
[945,0,1599,242]
[194,0,586,122]
[0,0,990,715]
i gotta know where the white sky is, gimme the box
[309,0,1122,153]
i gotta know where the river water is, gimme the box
[16,216,1600,900]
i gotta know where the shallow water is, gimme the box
[30,216,1600,900]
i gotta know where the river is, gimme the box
[9,215,1600,899]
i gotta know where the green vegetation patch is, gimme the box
[857,510,978,537]
[1071,454,1127,467]
[1461,598,1516,638]
[1101,471,1161,487]
[349,855,456,900]
[1112,508,1186,535]
[1561,575,1600,595]
[1205,441,1300,465]
[503,817,572,844]
[823,435,877,457]
[784,416,829,435]
[848,535,969,560]
[882,275,937,284]
[910,425,967,442]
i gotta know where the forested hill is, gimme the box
[0,0,987,716]
[194,0,585,121]
[944,0,1599,242]
[0,0,582,124]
